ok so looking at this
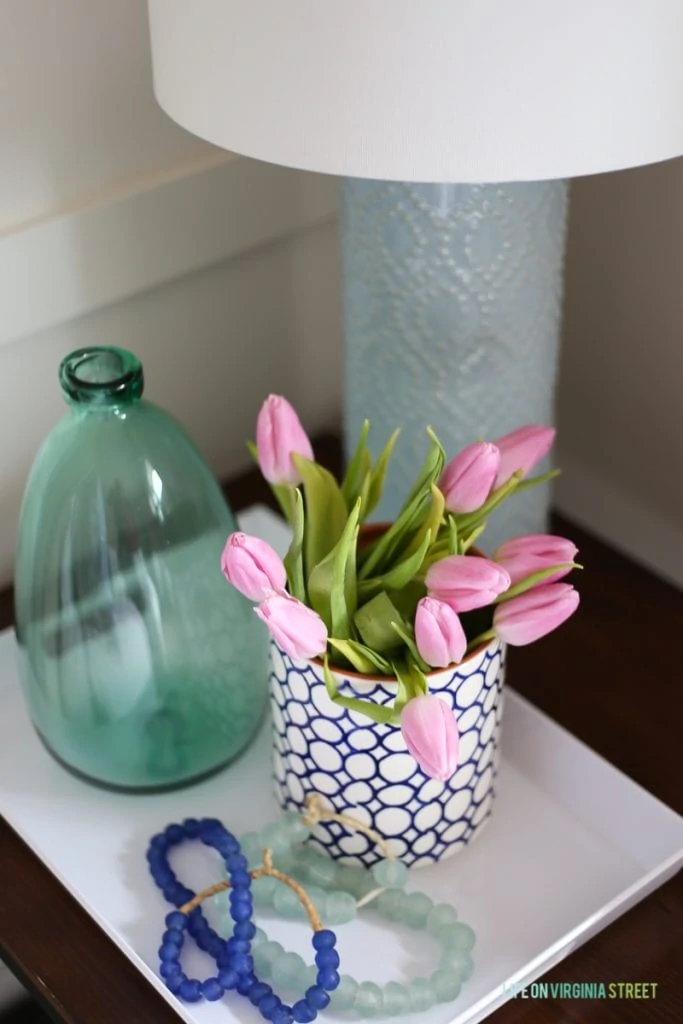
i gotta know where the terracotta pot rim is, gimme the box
[307,633,500,684]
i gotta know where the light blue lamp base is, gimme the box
[340,179,569,550]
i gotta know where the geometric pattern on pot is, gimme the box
[270,637,506,868]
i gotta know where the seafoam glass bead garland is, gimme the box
[226,798,475,1016]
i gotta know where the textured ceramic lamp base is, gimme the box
[341,179,569,551]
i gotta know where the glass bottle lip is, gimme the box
[59,347,144,405]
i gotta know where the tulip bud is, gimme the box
[494,534,579,586]
[256,394,314,486]
[255,593,328,661]
[415,597,467,668]
[221,532,287,601]
[426,555,511,612]
[401,695,460,781]
[493,583,579,646]
[493,425,556,488]
[439,442,501,514]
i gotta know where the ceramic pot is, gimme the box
[269,635,506,868]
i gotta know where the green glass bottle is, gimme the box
[14,347,267,791]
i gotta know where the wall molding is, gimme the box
[555,453,683,589]
[0,154,337,348]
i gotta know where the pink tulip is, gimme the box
[401,695,460,781]
[426,555,511,612]
[439,442,501,514]
[494,534,579,586]
[415,597,467,668]
[255,593,328,661]
[493,583,579,646]
[221,532,287,601]
[256,394,314,486]
[493,425,556,488]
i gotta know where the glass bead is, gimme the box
[312,929,337,950]
[253,926,267,946]
[164,910,186,930]
[304,885,328,917]
[325,890,357,924]
[426,904,459,936]
[162,927,184,945]
[336,864,373,899]
[271,1007,295,1024]
[306,855,338,889]
[273,884,306,920]
[439,922,476,953]
[227,853,249,873]
[261,820,294,854]
[231,952,254,975]
[178,978,202,1002]
[181,817,200,838]
[253,946,275,978]
[301,965,317,990]
[248,981,272,1006]
[165,823,185,844]
[306,984,331,1010]
[165,972,185,994]
[400,891,434,929]
[240,831,264,868]
[371,859,408,888]
[201,978,224,1001]
[272,951,307,988]
[355,981,384,1019]
[231,901,253,922]
[292,999,316,1023]
[315,948,340,970]
[260,941,285,966]
[237,974,255,996]
[159,941,181,962]
[439,951,474,982]
[409,978,435,1011]
[234,920,257,941]
[253,875,279,907]
[281,810,313,844]
[375,887,406,921]
[331,974,359,1011]
[317,968,340,991]
[260,993,281,1017]
[382,981,409,1016]
[222,966,240,991]
[430,969,462,1003]
[160,961,180,980]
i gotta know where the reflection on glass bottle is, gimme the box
[15,347,268,791]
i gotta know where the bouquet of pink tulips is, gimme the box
[222,395,581,777]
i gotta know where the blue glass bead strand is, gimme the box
[147,818,253,1006]
[147,818,340,1022]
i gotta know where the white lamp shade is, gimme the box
[148,1,683,183]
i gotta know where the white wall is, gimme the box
[556,158,683,586]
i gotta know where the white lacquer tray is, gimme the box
[0,506,681,1024]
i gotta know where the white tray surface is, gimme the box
[0,505,681,1024]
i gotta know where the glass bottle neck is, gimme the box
[59,347,144,408]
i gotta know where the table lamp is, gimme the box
[147,1,683,544]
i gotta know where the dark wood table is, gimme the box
[1,435,681,1024]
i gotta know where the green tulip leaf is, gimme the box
[448,515,459,555]
[308,499,361,636]
[354,592,406,654]
[323,656,395,725]
[390,622,431,674]
[364,428,400,519]
[403,484,445,560]
[341,420,371,510]
[328,638,392,675]
[358,527,433,602]
[283,488,306,601]
[493,562,582,603]
[358,487,429,580]
[514,467,561,493]
[396,427,445,516]
[293,453,349,580]
[390,660,428,723]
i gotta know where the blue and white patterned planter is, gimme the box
[269,637,506,868]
